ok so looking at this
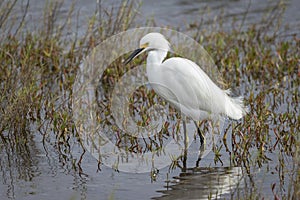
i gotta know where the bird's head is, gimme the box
[124,32,170,64]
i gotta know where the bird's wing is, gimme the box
[155,57,226,115]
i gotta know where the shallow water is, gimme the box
[1,0,299,199]
[9,0,300,37]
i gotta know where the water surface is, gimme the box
[1,0,299,199]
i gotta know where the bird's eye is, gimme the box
[140,42,149,49]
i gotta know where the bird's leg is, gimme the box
[183,118,189,150]
[193,120,206,167]
[182,118,188,171]
[193,120,205,145]
[196,140,205,167]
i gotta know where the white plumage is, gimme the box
[125,32,248,121]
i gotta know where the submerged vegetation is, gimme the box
[0,0,299,199]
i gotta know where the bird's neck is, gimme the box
[146,50,168,65]
[146,49,167,91]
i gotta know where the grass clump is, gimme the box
[186,3,299,198]
[0,0,138,175]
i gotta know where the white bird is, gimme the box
[125,32,248,143]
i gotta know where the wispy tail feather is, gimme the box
[224,91,248,120]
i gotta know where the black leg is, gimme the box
[193,120,206,167]
[196,142,205,167]
[182,118,188,171]
[193,120,205,145]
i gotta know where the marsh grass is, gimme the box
[0,0,138,179]
[0,0,299,199]
[195,16,299,200]
[190,4,299,198]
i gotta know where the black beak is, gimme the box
[124,48,144,65]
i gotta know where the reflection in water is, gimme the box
[153,135,244,200]
[0,132,40,198]
[154,166,243,200]
[0,131,91,200]
[1,0,299,199]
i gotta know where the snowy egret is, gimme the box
[125,32,248,143]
